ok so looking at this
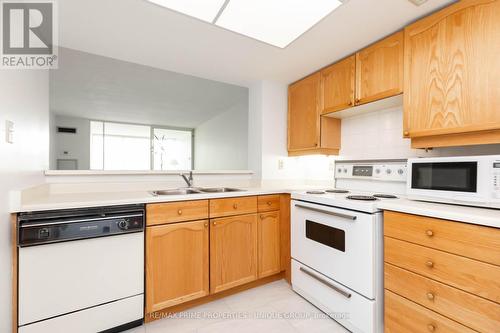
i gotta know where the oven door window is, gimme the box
[305,220,345,252]
[412,162,478,192]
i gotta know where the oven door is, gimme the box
[291,200,381,299]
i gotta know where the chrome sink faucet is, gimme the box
[180,171,194,187]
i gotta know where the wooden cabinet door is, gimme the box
[210,214,258,293]
[404,0,500,144]
[288,73,321,151]
[355,31,404,105]
[258,212,281,278]
[320,55,355,114]
[146,220,209,313]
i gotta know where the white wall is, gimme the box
[49,114,90,169]
[250,81,335,183]
[194,101,248,170]
[0,70,49,333]
[340,107,500,159]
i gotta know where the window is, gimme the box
[90,121,193,170]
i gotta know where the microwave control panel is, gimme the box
[493,162,500,191]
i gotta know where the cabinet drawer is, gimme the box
[385,237,500,303]
[385,263,500,333]
[385,290,476,333]
[209,196,257,218]
[257,195,280,212]
[146,200,209,226]
[384,211,500,266]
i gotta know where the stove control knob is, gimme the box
[337,168,342,173]
[386,169,392,175]
[375,169,381,174]
[117,219,129,230]
[397,168,404,175]
[343,168,348,173]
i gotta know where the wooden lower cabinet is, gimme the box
[258,211,281,278]
[145,196,289,318]
[210,213,258,293]
[385,263,500,333]
[146,220,209,313]
[385,290,476,333]
[384,210,500,333]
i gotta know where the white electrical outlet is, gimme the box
[278,159,284,170]
[5,120,14,144]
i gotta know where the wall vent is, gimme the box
[57,127,77,134]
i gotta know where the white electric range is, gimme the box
[291,159,407,333]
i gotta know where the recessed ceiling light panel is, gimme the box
[147,0,227,22]
[215,0,343,48]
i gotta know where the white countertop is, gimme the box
[13,185,500,229]
[12,185,310,213]
[377,198,500,229]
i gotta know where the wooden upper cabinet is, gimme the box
[355,31,404,105]
[404,0,500,148]
[288,73,341,156]
[288,73,321,151]
[320,55,356,113]
[210,214,258,293]
[146,220,209,314]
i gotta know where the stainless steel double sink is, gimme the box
[151,187,244,196]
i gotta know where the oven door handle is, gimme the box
[294,204,357,221]
[299,266,352,299]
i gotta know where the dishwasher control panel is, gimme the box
[18,205,145,247]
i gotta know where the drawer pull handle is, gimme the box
[267,201,272,206]
[213,221,217,226]
[233,203,238,209]
[426,261,434,268]
[427,324,436,332]
[177,209,182,215]
[299,266,351,299]
[260,214,265,220]
[426,230,434,237]
[426,292,435,301]
[204,222,208,228]
[295,204,357,221]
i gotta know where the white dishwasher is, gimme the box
[17,204,145,333]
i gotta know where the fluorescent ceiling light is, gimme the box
[147,0,227,22]
[216,0,343,48]
[147,0,344,48]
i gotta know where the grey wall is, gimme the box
[194,101,249,170]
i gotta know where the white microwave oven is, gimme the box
[407,155,500,209]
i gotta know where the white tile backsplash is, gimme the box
[339,107,500,159]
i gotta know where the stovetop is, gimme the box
[292,189,403,213]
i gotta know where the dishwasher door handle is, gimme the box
[294,203,357,221]
[299,266,352,299]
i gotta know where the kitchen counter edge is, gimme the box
[377,198,500,229]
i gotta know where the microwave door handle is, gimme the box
[299,266,352,299]
[294,204,357,221]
